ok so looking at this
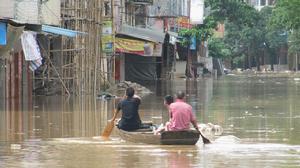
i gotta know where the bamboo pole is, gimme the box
[111,1,114,85]
[94,0,99,96]
[55,0,109,96]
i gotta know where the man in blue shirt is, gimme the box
[116,87,142,131]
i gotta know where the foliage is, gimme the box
[205,1,293,69]
[178,16,217,46]
[205,0,259,27]
[208,38,231,58]
[232,54,246,66]
[270,0,300,30]
[265,30,287,49]
[288,29,300,53]
[205,0,264,68]
[270,0,300,65]
[178,0,299,69]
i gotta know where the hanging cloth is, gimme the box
[20,31,42,71]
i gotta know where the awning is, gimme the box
[115,37,162,57]
[118,25,165,43]
[42,25,86,37]
[0,22,6,45]
[0,24,24,56]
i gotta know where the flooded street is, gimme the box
[1,75,300,167]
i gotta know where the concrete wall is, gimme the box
[0,0,15,18]
[15,0,40,24]
[0,0,60,25]
[41,0,61,25]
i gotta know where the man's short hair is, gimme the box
[176,91,185,99]
[126,87,135,97]
[164,95,174,105]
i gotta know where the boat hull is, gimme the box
[117,128,199,145]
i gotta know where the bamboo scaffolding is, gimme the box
[50,0,113,96]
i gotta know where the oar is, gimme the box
[198,130,211,144]
[101,110,118,138]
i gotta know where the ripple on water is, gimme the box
[203,136,300,160]
[214,135,242,144]
[49,137,123,145]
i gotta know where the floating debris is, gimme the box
[102,81,152,98]
[10,144,21,150]
[97,92,116,100]
[198,123,224,136]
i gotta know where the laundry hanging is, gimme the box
[20,31,43,71]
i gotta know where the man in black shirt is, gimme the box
[116,87,142,131]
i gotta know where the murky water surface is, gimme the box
[1,75,300,167]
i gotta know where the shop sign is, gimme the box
[116,37,161,57]
[177,17,192,29]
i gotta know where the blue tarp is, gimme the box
[42,25,86,37]
[0,22,7,45]
[190,36,196,50]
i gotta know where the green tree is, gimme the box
[270,0,300,30]
[288,29,300,70]
[206,1,288,70]
[259,6,286,71]
[270,0,300,70]
[206,0,264,70]
[208,37,231,59]
[178,16,218,77]
[206,0,259,28]
[178,16,217,46]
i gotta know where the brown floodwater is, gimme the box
[1,75,300,167]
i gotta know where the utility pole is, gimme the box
[186,0,193,78]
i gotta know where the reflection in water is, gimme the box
[0,76,300,167]
[2,138,300,168]
[210,76,300,145]
[166,149,198,168]
[0,96,116,143]
[201,141,300,167]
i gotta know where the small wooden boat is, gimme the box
[117,128,200,145]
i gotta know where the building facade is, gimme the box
[245,0,275,10]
